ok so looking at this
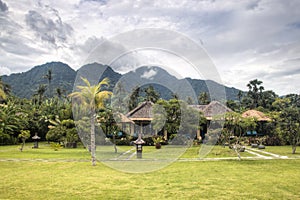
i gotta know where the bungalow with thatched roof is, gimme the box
[190,101,232,120]
[123,100,232,140]
[241,110,271,121]
[189,101,232,140]
[241,109,271,136]
[113,112,135,135]
[126,101,154,136]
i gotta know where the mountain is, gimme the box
[185,78,241,101]
[1,62,242,101]
[1,62,76,99]
[75,62,121,91]
[121,66,241,101]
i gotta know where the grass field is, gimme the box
[0,143,255,160]
[1,143,300,199]
[260,146,300,158]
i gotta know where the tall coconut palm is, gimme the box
[69,77,112,166]
[44,69,52,97]
[0,78,6,100]
[34,84,47,105]
[246,79,264,109]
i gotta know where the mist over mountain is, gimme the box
[1,62,242,101]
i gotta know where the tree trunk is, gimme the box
[20,139,25,152]
[234,145,241,161]
[113,134,117,153]
[292,145,297,154]
[90,113,96,166]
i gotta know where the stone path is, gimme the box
[115,147,136,160]
[245,147,288,159]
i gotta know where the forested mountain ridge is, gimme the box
[1,62,242,101]
[1,62,76,99]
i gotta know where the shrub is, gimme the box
[115,138,131,146]
[50,142,62,151]
[263,136,283,146]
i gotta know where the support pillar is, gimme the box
[164,129,168,140]
[197,129,201,140]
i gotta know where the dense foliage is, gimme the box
[0,74,299,154]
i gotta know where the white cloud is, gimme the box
[0,66,10,75]
[141,68,157,80]
[0,0,300,95]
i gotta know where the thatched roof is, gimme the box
[242,110,271,121]
[203,101,232,120]
[189,105,207,112]
[189,101,232,120]
[113,112,135,124]
[126,101,154,121]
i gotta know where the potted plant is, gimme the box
[65,128,79,148]
[152,136,163,149]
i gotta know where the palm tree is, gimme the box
[34,84,47,105]
[44,69,52,97]
[198,92,210,105]
[0,78,6,100]
[246,79,264,108]
[69,77,112,166]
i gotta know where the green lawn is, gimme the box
[1,143,300,199]
[0,143,90,160]
[181,145,254,159]
[1,160,300,199]
[260,146,300,158]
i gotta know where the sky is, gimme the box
[0,0,300,95]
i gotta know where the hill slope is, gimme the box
[1,62,242,101]
[1,62,76,98]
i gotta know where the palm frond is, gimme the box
[96,91,112,108]
[0,89,6,100]
[81,77,91,88]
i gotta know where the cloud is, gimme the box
[141,68,157,80]
[0,0,8,12]
[25,9,73,46]
[1,0,300,95]
[0,66,11,75]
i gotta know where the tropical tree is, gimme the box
[198,92,210,105]
[44,69,52,97]
[286,94,300,107]
[46,115,65,143]
[0,77,6,100]
[223,112,257,160]
[260,90,277,110]
[179,101,202,138]
[98,107,119,153]
[186,96,195,105]
[34,84,47,105]
[237,91,243,104]
[152,103,167,136]
[111,82,128,114]
[226,100,239,111]
[245,79,264,109]
[143,85,160,103]
[154,99,182,138]
[69,77,112,166]
[46,116,78,147]
[0,101,27,145]
[273,97,300,154]
[18,130,30,152]
[0,77,11,102]
[128,86,141,111]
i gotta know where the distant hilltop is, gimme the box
[1,61,242,101]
